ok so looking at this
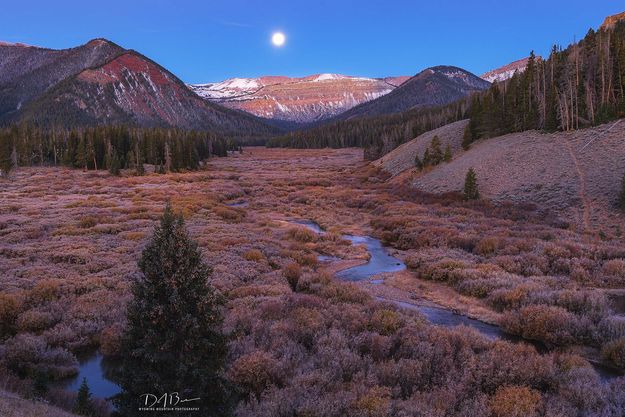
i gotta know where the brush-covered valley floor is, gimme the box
[2,147,625,416]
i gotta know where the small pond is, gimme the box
[58,352,121,400]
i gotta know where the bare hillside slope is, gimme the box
[373,119,468,176]
[404,120,625,230]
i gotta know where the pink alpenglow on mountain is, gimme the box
[189,74,409,123]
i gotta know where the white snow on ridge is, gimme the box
[189,78,261,99]
[481,69,520,83]
[313,73,347,82]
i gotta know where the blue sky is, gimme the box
[2,0,623,83]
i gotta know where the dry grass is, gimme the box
[0,390,78,417]
[2,146,625,415]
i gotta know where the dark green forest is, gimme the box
[0,124,232,177]
[465,20,625,144]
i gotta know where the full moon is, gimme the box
[271,32,286,47]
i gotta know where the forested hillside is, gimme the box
[465,19,625,143]
[267,101,468,160]
[0,125,231,177]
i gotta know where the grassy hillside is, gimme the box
[372,119,468,176]
[381,119,625,232]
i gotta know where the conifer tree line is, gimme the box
[465,20,625,144]
[266,101,468,160]
[0,124,233,177]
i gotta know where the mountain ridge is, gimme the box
[0,38,279,138]
[329,65,490,122]
[189,74,410,123]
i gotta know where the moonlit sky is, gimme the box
[1,0,623,83]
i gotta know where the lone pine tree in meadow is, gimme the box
[463,168,480,201]
[114,204,232,417]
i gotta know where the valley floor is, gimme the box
[2,147,625,415]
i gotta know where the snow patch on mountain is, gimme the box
[187,73,408,123]
[480,57,537,83]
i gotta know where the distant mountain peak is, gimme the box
[0,40,34,48]
[329,65,490,121]
[189,73,409,123]
[85,38,117,48]
[601,11,625,30]
[480,57,539,83]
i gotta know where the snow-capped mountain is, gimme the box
[189,74,409,123]
[480,57,534,83]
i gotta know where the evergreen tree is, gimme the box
[619,171,625,211]
[430,136,443,165]
[73,378,95,416]
[114,204,232,417]
[108,152,121,176]
[462,124,473,150]
[463,168,480,201]
[444,144,452,162]
[422,148,431,167]
[0,134,14,178]
[415,154,423,170]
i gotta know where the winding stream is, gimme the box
[337,235,406,280]
[60,218,622,396]
[288,219,623,381]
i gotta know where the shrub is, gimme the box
[287,227,317,243]
[243,249,265,262]
[229,351,281,400]
[354,386,391,417]
[0,292,21,337]
[283,263,302,292]
[29,279,62,304]
[474,237,499,256]
[602,337,625,368]
[3,333,78,379]
[213,206,244,222]
[78,216,98,229]
[489,385,541,417]
[16,309,56,333]
[100,324,124,357]
[603,259,625,279]
[501,305,582,346]
[370,309,401,336]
